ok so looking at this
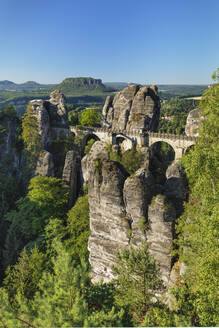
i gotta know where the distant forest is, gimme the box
[0,78,208,116]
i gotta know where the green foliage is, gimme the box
[109,147,142,175]
[142,304,191,327]
[112,244,164,325]
[65,194,90,263]
[159,97,198,134]
[22,102,41,164]
[3,176,69,267]
[3,247,47,304]
[49,133,75,177]
[68,109,79,125]
[175,72,219,326]
[0,242,126,327]
[84,138,96,154]
[0,104,18,119]
[138,216,148,232]
[80,107,101,127]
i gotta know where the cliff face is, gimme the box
[30,90,69,151]
[85,141,187,284]
[185,107,204,137]
[85,85,192,285]
[0,116,22,176]
[102,84,160,131]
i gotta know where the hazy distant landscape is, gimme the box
[0,78,208,115]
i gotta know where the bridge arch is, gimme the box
[149,141,175,184]
[115,134,134,151]
[82,133,100,154]
[184,144,195,155]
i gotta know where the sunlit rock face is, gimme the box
[123,167,155,247]
[185,108,204,137]
[102,84,160,131]
[88,157,129,282]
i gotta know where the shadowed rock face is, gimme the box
[185,108,204,137]
[164,162,188,201]
[147,195,176,284]
[102,84,160,131]
[123,167,155,247]
[88,157,129,282]
[62,150,81,208]
[0,116,22,176]
[35,151,54,177]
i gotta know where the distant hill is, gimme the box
[157,84,208,98]
[0,80,53,92]
[55,77,112,95]
[104,82,129,90]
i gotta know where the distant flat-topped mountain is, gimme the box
[55,77,108,95]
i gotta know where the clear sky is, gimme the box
[0,0,218,84]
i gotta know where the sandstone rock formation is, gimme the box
[164,162,188,201]
[81,141,109,184]
[45,90,68,127]
[30,90,68,150]
[147,194,176,284]
[29,99,50,149]
[88,157,129,282]
[185,107,204,137]
[102,84,160,131]
[123,167,155,247]
[35,151,54,177]
[62,150,81,208]
[0,116,22,176]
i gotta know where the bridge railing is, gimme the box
[69,125,198,142]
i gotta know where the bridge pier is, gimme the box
[175,147,184,161]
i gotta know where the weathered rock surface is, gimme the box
[123,167,155,247]
[147,194,176,284]
[35,151,54,177]
[185,108,204,137]
[81,141,108,184]
[102,84,160,131]
[88,156,129,282]
[0,116,22,176]
[29,90,68,149]
[164,162,188,201]
[45,90,68,127]
[62,150,81,207]
[30,99,50,149]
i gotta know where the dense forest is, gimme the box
[0,71,218,326]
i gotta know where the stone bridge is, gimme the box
[70,126,197,160]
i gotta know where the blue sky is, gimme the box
[0,0,218,84]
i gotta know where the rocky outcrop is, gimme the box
[164,162,188,201]
[30,99,50,149]
[35,151,54,177]
[185,108,204,137]
[0,116,22,176]
[29,90,68,150]
[62,150,81,207]
[88,149,129,282]
[123,167,155,247]
[45,90,68,127]
[81,141,109,184]
[102,84,160,131]
[147,195,176,284]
